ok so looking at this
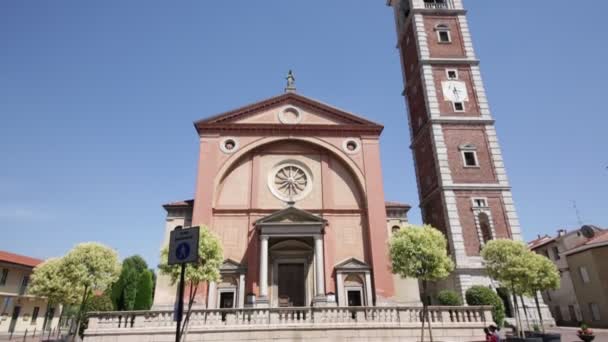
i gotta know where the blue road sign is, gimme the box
[176,242,190,261]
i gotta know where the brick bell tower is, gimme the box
[386,0,524,300]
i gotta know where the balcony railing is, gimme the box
[86,305,492,332]
[424,0,455,9]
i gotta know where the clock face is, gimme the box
[442,81,469,102]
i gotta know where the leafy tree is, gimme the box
[481,239,532,337]
[86,293,114,312]
[390,224,454,342]
[62,243,121,339]
[111,255,148,311]
[28,258,80,306]
[437,290,463,306]
[158,226,223,341]
[465,285,506,327]
[522,253,560,332]
[133,270,154,310]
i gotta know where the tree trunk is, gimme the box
[511,286,523,338]
[420,280,427,342]
[73,285,89,341]
[534,292,544,333]
[180,282,199,342]
[520,295,531,332]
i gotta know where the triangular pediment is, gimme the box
[220,258,246,273]
[255,206,326,226]
[194,92,382,132]
[335,257,370,271]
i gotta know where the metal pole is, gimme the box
[175,263,186,342]
[23,329,27,342]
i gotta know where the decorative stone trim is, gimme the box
[501,190,523,241]
[219,137,239,154]
[413,14,430,59]
[431,123,453,186]
[278,106,303,124]
[441,190,467,266]
[457,15,476,59]
[342,138,361,154]
[421,65,440,118]
[484,125,509,186]
[470,66,492,119]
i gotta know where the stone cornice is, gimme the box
[196,123,383,136]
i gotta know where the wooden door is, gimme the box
[278,264,305,306]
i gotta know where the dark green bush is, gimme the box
[437,290,463,306]
[465,285,505,327]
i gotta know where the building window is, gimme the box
[392,226,401,234]
[435,24,451,43]
[31,307,40,325]
[0,269,8,286]
[19,275,29,295]
[552,246,560,260]
[472,198,487,208]
[462,151,478,167]
[446,69,458,80]
[579,267,590,283]
[478,212,493,244]
[453,101,465,112]
[590,303,601,321]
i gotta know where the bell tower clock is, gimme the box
[386,0,528,300]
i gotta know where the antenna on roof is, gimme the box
[572,200,583,226]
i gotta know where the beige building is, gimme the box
[529,225,607,328]
[0,251,60,335]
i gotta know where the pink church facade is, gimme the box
[153,91,421,309]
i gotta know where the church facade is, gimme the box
[153,91,421,310]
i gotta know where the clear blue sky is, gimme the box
[1,1,606,267]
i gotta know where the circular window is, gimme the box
[219,137,239,154]
[278,106,302,124]
[342,138,360,154]
[268,161,313,202]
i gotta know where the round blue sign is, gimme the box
[176,242,190,260]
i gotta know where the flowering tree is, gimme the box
[158,226,223,341]
[62,243,121,338]
[29,258,81,306]
[522,253,560,332]
[481,239,532,337]
[390,224,454,342]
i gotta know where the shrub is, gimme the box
[465,285,505,327]
[437,290,463,306]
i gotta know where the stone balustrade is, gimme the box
[87,305,492,331]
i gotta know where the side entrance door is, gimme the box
[9,306,21,333]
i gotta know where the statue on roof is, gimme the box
[285,70,296,93]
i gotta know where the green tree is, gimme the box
[465,285,506,327]
[522,253,560,332]
[158,226,223,341]
[133,270,154,310]
[111,255,148,311]
[28,258,80,306]
[389,224,454,342]
[62,243,121,339]
[481,239,533,337]
[437,290,463,306]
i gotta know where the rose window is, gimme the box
[268,162,313,202]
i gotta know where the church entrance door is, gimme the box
[278,264,305,307]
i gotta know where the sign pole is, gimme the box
[168,225,199,342]
[175,263,185,342]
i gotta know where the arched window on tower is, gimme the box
[478,212,493,244]
[392,225,401,235]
